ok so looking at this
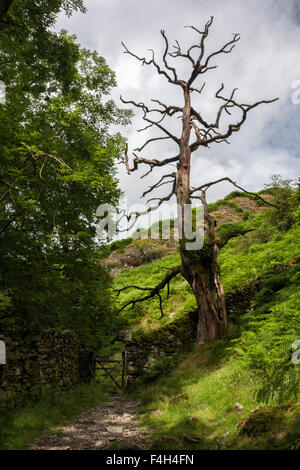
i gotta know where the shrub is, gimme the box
[230,265,300,403]
[263,175,299,232]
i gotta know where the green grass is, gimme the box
[130,343,299,450]
[114,251,197,333]
[113,199,300,450]
[219,222,300,292]
[229,264,300,404]
[130,344,260,450]
[0,382,109,450]
[113,212,300,333]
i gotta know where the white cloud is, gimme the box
[56,0,300,230]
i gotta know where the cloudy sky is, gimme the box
[57,0,300,232]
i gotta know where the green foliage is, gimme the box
[0,382,109,450]
[263,175,299,231]
[0,252,119,348]
[98,237,132,260]
[217,220,248,245]
[219,221,300,292]
[0,1,131,347]
[231,212,275,254]
[230,265,300,403]
[207,199,244,213]
[139,355,179,384]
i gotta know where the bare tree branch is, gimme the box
[120,95,181,145]
[122,39,180,85]
[150,99,183,116]
[134,136,171,153]
[169,39,196,66]
[186,16,214,86]
[115,266,182,317]
[161,29,178,81]
[190,176,278,208]
[120,145,179,176]
[189,86,279,151]
[118,179,176,232]
[219,228,255,248]
[201,33,240,72]
[142,172,176,198]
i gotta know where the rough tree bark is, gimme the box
[117,17,278,345]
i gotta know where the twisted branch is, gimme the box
[190,176,278,208]
[115,266,182,317]
[219,228,256,248]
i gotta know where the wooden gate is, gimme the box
[96,351,126,389]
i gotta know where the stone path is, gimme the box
[29,395,151,450]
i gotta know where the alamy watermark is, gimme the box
[291,80,300,104]
[291,340,300,365]
[95,201,204,250]
[0,81,6,104]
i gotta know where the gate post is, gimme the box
[122,351,126,389]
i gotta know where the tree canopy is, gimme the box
[0,0,131,347]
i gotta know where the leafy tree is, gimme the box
[263,175,299,231]
[0,1,131,347]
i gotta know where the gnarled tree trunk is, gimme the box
[180,243,227,345]
[175,82,227,345]
[118,18,277,345]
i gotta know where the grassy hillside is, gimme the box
[112,200,300,335]
[131,342,300,450]
[105,183,300,450]
[128,260,300,450]
[1,185,298,451]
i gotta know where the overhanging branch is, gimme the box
[189,84,279,150]
[120,145,179,177]
[219,228,256,248]
[115,266,182,318]
[190,177,278,208]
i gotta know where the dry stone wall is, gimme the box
[124,259,300,385]
[124,310,198,385]
[0,329,95,411]
[124,284,259,385]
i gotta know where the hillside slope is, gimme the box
[102,191,273,275]
[101,186,300,450]
[104,190,299,335]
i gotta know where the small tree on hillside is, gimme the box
[118,17,278,345]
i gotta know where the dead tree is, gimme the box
[118,17,278,345]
